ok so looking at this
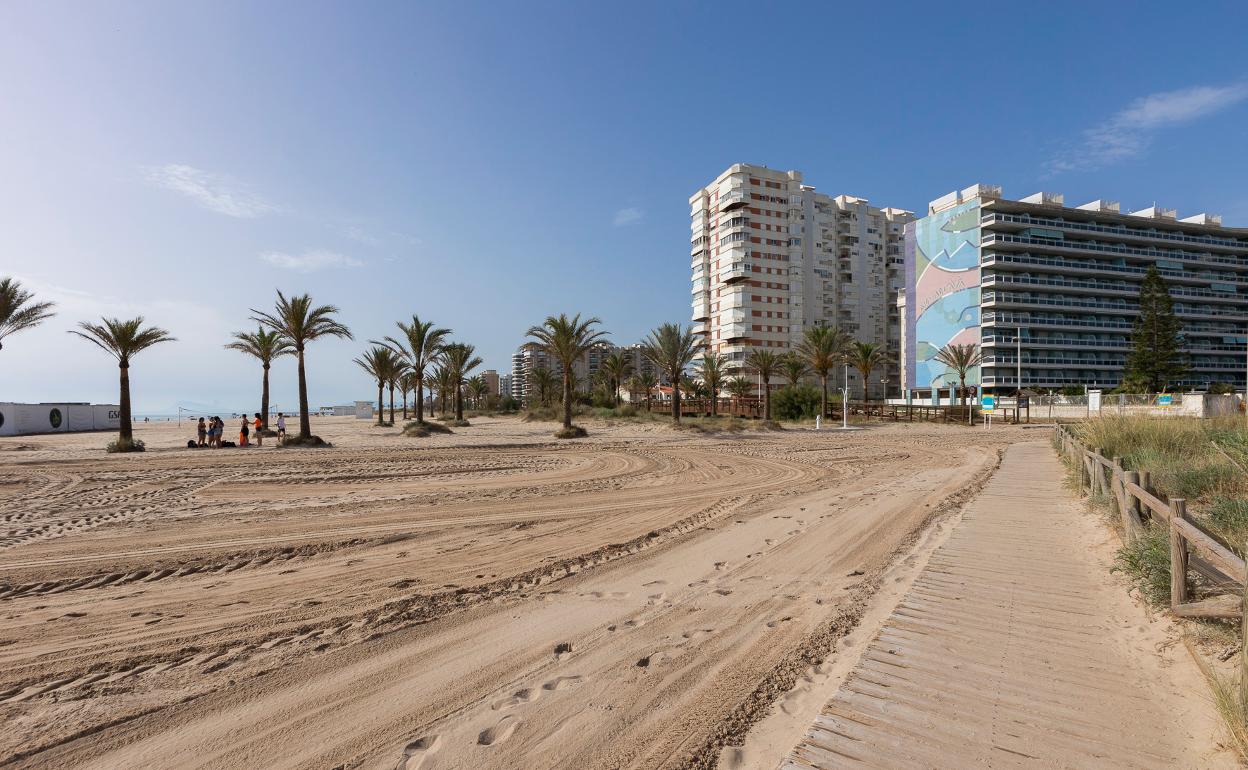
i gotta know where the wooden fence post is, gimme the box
[1122,470,1140,544]
[1242,544,1248,709]
[1111,457,1124,513]
[1170,499,1188,608]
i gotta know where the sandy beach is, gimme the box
[1,415,1022,768]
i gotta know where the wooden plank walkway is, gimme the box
[784,441,1207,769]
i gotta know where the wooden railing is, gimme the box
[1054,425,1248,622]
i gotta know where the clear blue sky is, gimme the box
[3,1,1247,412]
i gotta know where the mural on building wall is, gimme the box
[904,199,981,390]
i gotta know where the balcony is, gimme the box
[719,190,748,211]
[722,323,749,340]
[721,262,750,282]
[980,252,1244,286]
[982,233,1248,271]
[983,272,1247,305]
[981,212,1248,253]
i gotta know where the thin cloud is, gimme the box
[143,164,280,218]
[259,250,363,272]
[1047,82,1248,175]
[612,207,644,227]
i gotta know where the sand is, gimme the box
[0,416,1088,767]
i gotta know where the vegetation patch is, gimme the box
[106,437,146,453]
[279,435,332,448]
[402,420,453,437]
[554,425,588,439]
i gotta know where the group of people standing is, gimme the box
[195,412,286,448]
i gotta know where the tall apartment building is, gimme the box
[902,184,1248,394]
[481,369,500,397]
[510,341,669,403]
[690,164,913,397]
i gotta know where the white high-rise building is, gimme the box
[690,164,913,397]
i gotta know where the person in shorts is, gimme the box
[197,417,207,447]
[253,413,263,447]
[239,416,250,447]
[276,413,286,442]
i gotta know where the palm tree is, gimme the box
[525,314,608,431]
[600,351,633,407]
[69,317,174,447]
[399,370,417,420]
[696,352,728,417]
[726,375,752,401]
[934,343,983,411]
[386,359,407,423]
[431,363,455,418]
[466,374,488,409]
[225,328,293,430]
[745,349,781,421]
[0,277,56,351]
[641,323,700,423]
[354,346,398,426]
[781,354,810,390]
[797,326,849,419]
[382,315,450,425]
[441,342,482,421]
[252,291,352,440]
[847,341,887,402]
[636,371,658,411]
[529,365,557,408]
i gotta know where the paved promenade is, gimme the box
[784,441,1224,769]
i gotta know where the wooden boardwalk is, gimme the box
[784,441,1210,769]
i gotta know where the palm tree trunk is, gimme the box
[118,362,133,442]
[376,382,384,426]
[260,363,271,430]
[820,373,828,419]
[561,371,572,429]
[672,379,681,424]
[455,382,465,421]
[416,378,425,423]
[402,389,408,420]
[389,384,395,423]
[297,349,311,439]
[763,378,771,421]
[710,386,717,417]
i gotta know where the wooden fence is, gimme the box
[1055,425,1248,626]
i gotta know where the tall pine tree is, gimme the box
[1122,265,1186,392]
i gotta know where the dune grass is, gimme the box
[1067,416,1248,760]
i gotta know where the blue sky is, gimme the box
[2,1,1247,412]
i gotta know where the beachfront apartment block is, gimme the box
[902,184,1248,395]
[510,341,664,403]
[690,164,913,398]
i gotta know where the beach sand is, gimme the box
[2,414,1024,768]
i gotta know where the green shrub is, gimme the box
[555,425,588,439]
[771,385,821,420]
[1112,526,1171,607]
[106,437,145,453]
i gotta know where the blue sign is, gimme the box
[982,395,996,411]
[1158,394,1172,407]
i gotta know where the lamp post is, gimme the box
[843,361,849,430]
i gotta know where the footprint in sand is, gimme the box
[739,575,768,583]
[396,735,440,769]
[714,588,733,596]
[764,539,776,546]
[478,716,519,746]
[714,562,727,570]
[587,591,629,599]
[492,687,541,710]
[542,674,584,691]
[647,593,666,604]
[766,616,794,628]
[642,580,667,587]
